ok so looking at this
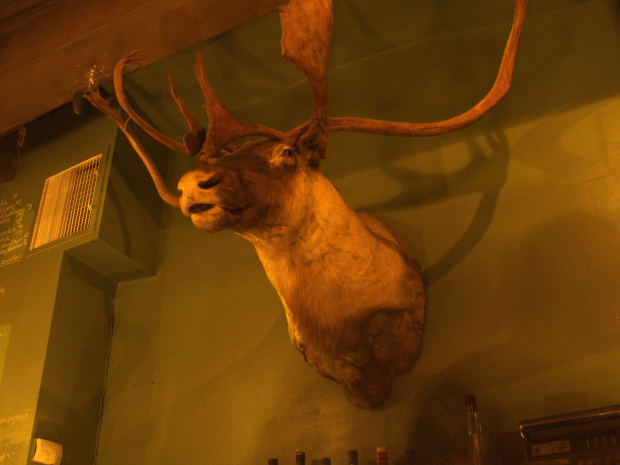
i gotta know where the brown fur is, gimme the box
[178,141,425,407]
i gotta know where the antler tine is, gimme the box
[278,0,333,165]
[114,50,189,154]
[168,76,204,136]
[194,51,285,160]
[325,0,528,137]
[168,76,207,156]
[280,0,333,124]
[84,87,180,207]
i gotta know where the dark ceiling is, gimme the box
[0,0,283,137]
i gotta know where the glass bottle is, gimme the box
[268,459,278,465]
[347,450,358,465]
[376,447,388,465]
[465,395,488,465]
[296,451,306,465]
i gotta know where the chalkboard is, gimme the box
[0,193,34,268]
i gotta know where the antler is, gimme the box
[324,0,528,136]
[84,87,180,208]
[280,0,333,123]
[194,52,285,162]
[112,50,214,157]
[279,0,333,163]
[108,49,286,162]
[168,76,206,156]
[113,51,193,155]
[87,0,527,203]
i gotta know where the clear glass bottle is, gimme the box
[465,395,488,465]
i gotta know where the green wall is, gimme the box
[38,0,620,464]
[33,255,115,465]
[0,97,168,465]
[0,105,119,465]
[0,253,63,465]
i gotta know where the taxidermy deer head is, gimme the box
[85,0,528,407]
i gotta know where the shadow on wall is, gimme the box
[397,211,620,461]
[105,182,133,258]
[34,255,116,465]
[361,128,510,287]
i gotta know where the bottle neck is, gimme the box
[466,395,483,435]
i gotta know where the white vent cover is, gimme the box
[30,154,102,250]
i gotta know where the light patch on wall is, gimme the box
[0,324,10,385]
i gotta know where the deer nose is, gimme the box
[177,170,224,196]
[198,172,223,189]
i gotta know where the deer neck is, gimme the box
[235,171,402,350]
[238,170,376,266]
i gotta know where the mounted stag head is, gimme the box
[85,0,528,407]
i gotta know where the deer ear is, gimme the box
[269,143,297,168]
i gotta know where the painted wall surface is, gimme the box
[95,0,620,464]
[33,255,115,465]
[0,253,62,465]
[0,107,118,465]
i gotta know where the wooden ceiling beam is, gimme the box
[0,0,284,136]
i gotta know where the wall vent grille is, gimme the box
[30,154,102,250]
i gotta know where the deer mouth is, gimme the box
[188,203,247,216]
[186,201,249,232]
[188,203,214,214]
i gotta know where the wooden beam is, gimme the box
[0,0,283,136]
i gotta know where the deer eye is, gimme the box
[270,144,296,168]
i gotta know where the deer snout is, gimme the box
[177,169,246,219]
[178,169,220,193]
[178,170,221,216]
[197,172,223,190]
